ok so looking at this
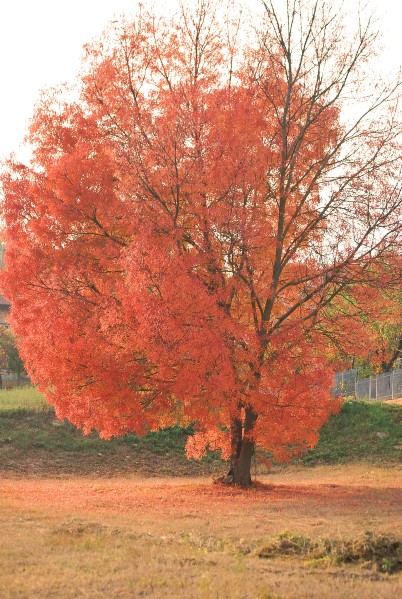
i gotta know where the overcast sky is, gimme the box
[0,0,401,162]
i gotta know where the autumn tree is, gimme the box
[325,287,402,377]
[360,289,402,373]
[1,0,402,485]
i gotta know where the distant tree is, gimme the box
[1,1,402,485]
[7,342,26,384]
[373,314,402,373]
[0,327,9,382]
[333,288,402,375]
[0,326,26,386]
[382,338,402,372]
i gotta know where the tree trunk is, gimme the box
[232,406,257,487]
[233,436,254,487]
[229,408,242,474]
[381,338,402,372]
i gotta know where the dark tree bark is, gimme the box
[232,406,257,487]
[229,410,243,474]
[381,338,402,372]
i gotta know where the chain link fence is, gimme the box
[333,369,358,396]
[333,367,402,401]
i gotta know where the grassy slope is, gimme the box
[301,400,402,465]
[0,386,193,455]
[0,387,222,476]
[0,388,401,476]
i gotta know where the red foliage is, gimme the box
[1,3,401,475]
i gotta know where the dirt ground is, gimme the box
[0,444,224,478]
[0,464,401,598]
[385,398,402,406]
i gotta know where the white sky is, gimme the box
[0,0,401,162]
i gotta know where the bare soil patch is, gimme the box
[385,398,402,407]
[0,445,222,478]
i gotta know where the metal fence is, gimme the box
[333,367,402,401]
[333,369,358,396]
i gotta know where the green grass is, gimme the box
[301,399,402,465]
[0,410,188,455]
[0,388,401,466]
[0,387,222,477]
[0,386,189,454]
[0,386,49,411]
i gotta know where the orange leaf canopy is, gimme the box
[3,5,400,462]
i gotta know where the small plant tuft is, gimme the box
[259,531,402,573]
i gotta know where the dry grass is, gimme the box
[0,464,401,598]
[385,398,402,407]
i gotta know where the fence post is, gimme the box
[391,370,394,399]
